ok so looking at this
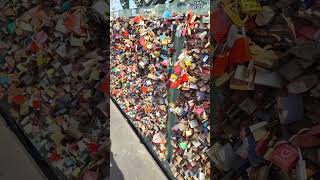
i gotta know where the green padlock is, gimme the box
[7,19,16,34]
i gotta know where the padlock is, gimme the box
[296,147,307,180]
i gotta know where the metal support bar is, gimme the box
[165,34,185,162]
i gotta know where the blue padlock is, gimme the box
[0,76,9,87]
[196,91,206,102]
[62,1,71,11]
[300,0,313,9]
[163,10,172,19]
[244,127,264,167]
[203,127,209,134]
[0,57,5,65]
[160,34,166,41]
[202,121,209,128]
[65,158,76,167]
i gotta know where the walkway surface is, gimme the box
[0,115,47,180]
[0,101,166,180]
[110,100,168,180]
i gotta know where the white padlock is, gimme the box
[296,148,307,180]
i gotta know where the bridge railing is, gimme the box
[110,0,209,18]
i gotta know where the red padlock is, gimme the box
[211,7,231,43]
[270,143,299,172]
[229,37,252,66]
[212,52,229,76]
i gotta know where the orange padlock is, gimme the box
[141,85,148,94]
[30,41,39,53]
[123,30,129,37]
[134,16,141,24]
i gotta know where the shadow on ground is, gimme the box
[110,152,125,180]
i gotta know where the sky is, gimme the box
[110,0,123,11]
[111,0,138,11]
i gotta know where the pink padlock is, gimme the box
[295,22,320,41]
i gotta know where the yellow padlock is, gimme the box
[169,102,175,108]
[154,51,160,57]
[170,74,177,82]
[188,28,191,36]
[223,4,243,27]
[240,0,262,15]
[185,59,192,67]
[36,55,47,65]
[188,76,197,83]
[72,167,81,177]
[161,39,168,45]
